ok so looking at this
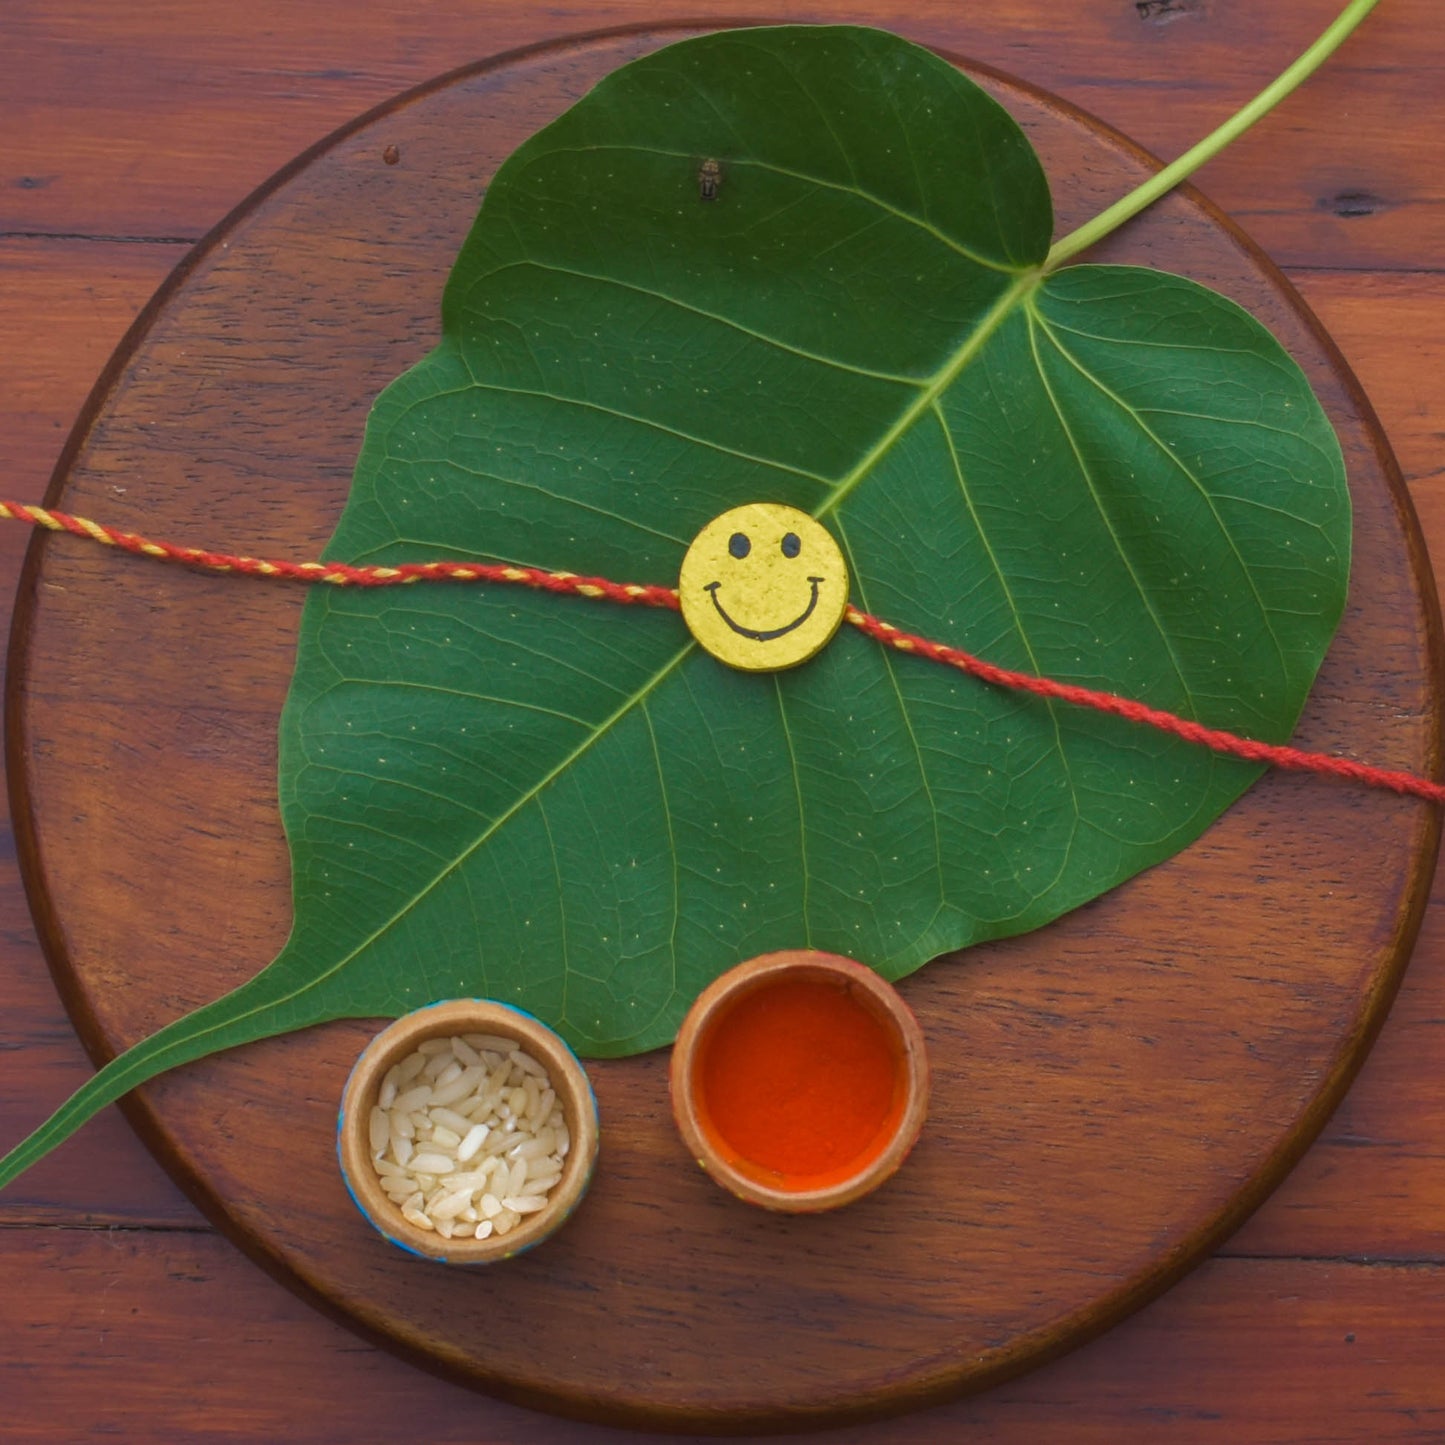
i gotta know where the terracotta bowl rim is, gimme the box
[669,949,930,1212]
[337,997,600,1263]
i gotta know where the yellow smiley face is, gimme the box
[678,503,849,671]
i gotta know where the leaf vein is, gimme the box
[639,697,681,1006]
[460,378,835,487]
[832,515,948,910]
[932,403,1082,892]
[537,795,572,1031]
[528,142,1024,276]
[1025,311,1199,715]
[1032,309,1293,683]
[773,676,815,949]
[343,677,594,728]
[476,258,922,385]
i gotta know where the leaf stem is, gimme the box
[1044,0,1382,270]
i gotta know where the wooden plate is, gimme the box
[8,24,1440,1433]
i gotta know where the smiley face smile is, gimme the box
[677,503,849,672]
[704,575,824,641]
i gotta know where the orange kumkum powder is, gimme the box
[696,976,904,1187]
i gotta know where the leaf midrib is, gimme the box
[814,273,1036,521]
[299,270,1041,1012]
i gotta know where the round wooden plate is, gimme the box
[8,24,1441,1433]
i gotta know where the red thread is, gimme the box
[844,605,1445,806]
[5,500,1440,807]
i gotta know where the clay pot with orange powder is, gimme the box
[669,950,930,1212]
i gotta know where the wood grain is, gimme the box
[6,25,1441,1432]
[3,1232,1444,1444]
[4,2,1440,269]
[2,1,1444,1439]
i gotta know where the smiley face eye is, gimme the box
[781,532,801,558]
[728,532,751,559]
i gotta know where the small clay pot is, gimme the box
[670,950,929,1212]
[338,999,599,1263]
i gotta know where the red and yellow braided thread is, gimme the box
[0,501,681,609]
[5,499,1442,807]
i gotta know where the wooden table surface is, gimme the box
[2,2,1442,1439]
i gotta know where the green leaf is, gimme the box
[0,25,1349,1184]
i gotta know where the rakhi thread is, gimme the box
[0,501,679,609]
[5,499,1442,806]
[844,607,1445,805]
